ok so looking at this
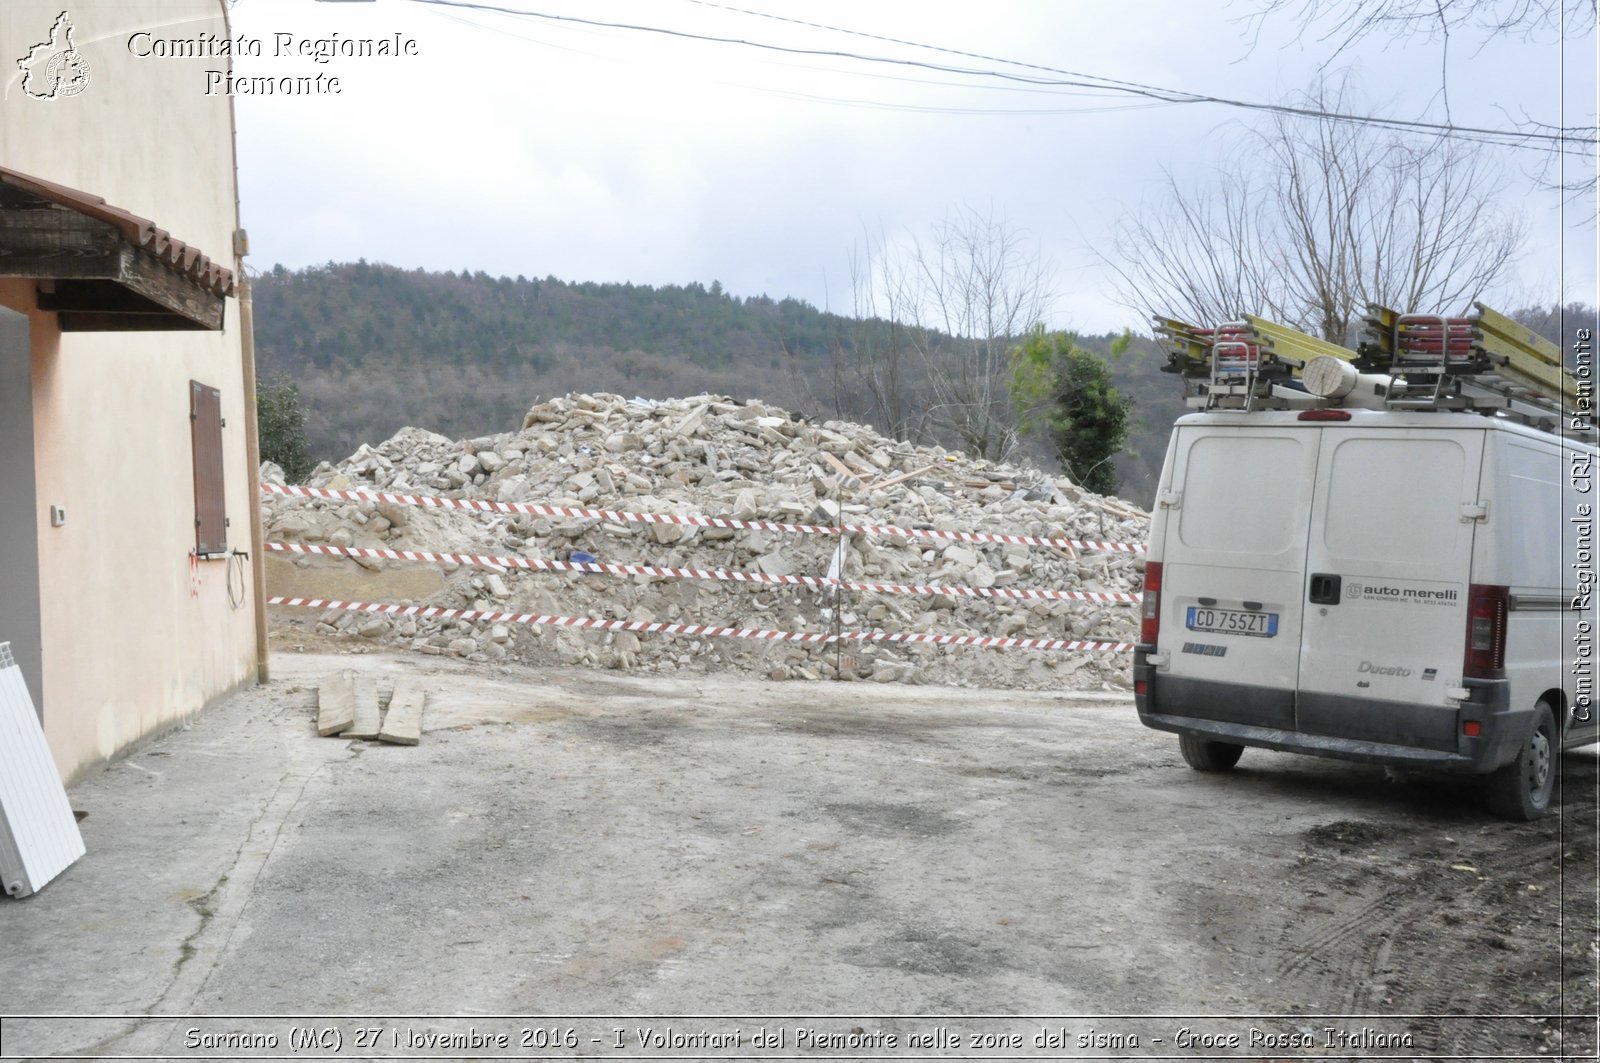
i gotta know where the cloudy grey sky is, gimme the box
[228,0,1596,334]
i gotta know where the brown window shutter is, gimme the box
[190,380,227,556]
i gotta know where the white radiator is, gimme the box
[0,641,84,897]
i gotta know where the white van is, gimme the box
[1133,404,1599,819]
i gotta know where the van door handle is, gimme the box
[1309,574,1341,605]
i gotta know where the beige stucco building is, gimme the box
[0,1,264,782]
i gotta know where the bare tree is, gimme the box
[908,208,1053,461]
[841,225,926,443]
[1104,166,1288,332]
[1244,0,1593,51]
[807,227,933,445]
[823,208,1052,462]
[1109,76,1527,341]
[1239,0,1596,193]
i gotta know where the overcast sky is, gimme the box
[227,0,1596,334]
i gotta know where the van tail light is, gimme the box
[1464,584,1509,679]
[1141,562,1162,646]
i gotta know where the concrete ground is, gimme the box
[0,649,1592,1060]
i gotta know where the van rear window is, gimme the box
[1323,438,1466,562]
[1179,435,1307,555]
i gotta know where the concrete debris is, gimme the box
[378,680,425,746]
[315,671,356,736]
[342,675,382,740]
[315,673,428,745]
[263,393,1150,692]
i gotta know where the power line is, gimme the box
[404,0,1592,148]
[681,0,1218,102]
[758,88,1177,118]
[687,0,1600,144]
[681,0,1598,148]
[427,0,1173,119]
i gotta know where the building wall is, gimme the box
[0,1,258,781]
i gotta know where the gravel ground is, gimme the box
[0,646,1593,1060]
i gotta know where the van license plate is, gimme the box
[1186,607,1278,637]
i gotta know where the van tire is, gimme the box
[1178,734,1244,772]
[1484,701,1557,821]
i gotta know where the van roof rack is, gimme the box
[1154,305,1593,439]
[1360,302,1581,426]
[1154,314,1360,411]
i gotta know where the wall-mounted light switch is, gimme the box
[49,506,65,527]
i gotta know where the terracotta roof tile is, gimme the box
[0,165,235,298]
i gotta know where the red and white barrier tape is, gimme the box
[261,482,1146,554]
[268,597,1135,653]
[265,541,1142,605]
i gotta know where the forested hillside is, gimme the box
[251,261,837,451]
[250,262,1585,506]
[251,262,1186,503]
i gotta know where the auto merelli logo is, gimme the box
[17,11,91,99]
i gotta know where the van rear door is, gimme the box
[1158,425,1321,729]
[1296,429,1484,750]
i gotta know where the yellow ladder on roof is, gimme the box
[1153,314,1356,373]
[1240,315,1356,368]
[1470,302,1578,406]
[1362,301,1579,413]
[1151,316,1214,376]
[1151,314,1333,409]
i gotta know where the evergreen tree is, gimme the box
[256,376,315,482]
[1011,329,1133,495]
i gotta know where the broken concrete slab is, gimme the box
[378,681,424,746]
[754,551,795,577]
[342,676,382,740]
[315,672,355,736]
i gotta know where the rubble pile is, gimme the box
[262,393,1150,690]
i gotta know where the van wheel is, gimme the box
[1485,701,1557,821]
[1179,734,1244,772]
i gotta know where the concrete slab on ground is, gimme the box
[315,671,354,737]
[378,679,424,745]
[342,674,381,740]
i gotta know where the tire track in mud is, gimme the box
[1271,758,1598,1058]
[1274,878,1414,988]
[1275,819,1420,998]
